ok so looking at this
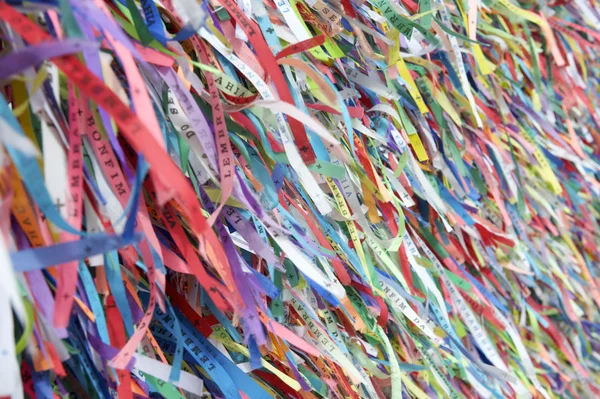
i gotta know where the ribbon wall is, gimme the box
[1,0,600,397]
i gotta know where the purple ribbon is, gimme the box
[0,40,98,80]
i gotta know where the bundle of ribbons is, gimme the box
[3,0,600,397]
